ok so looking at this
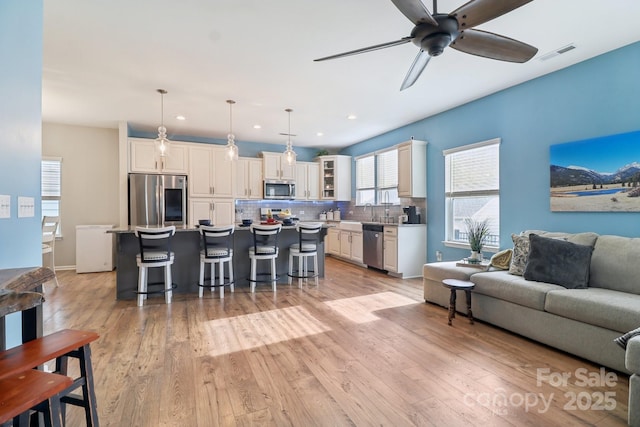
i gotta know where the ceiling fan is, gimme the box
[314,0,538,90]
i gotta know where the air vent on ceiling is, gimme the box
[538,43,576,61]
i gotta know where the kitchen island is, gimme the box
[110,225,328,300]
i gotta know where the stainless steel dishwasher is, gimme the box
[363,223,385,270]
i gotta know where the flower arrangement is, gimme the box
[465,218,490,253]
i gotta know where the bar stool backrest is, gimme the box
[134,226,176,264]
[200,225,235,259]
[295,222,323,253]
[250,224,282,254]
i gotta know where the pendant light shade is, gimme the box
[225,99,239,161]
[283,108,296,165]
[154,89,170,157]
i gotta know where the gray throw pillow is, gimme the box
[523,234,593,288]
[614,327,640,350]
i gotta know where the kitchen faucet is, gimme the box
[383,191,390,223]
[363,203,375,222]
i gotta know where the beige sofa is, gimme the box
[423,230,640,425]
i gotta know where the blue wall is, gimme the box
[341,42,640,262]
[0,0,44,345]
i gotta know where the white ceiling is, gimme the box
[42,0,640,150]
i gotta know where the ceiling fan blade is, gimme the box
[390,0,438,26]
[400,50,431,91]
[450,29,538,62]
[450,0,533,29]
[314,37,412,61]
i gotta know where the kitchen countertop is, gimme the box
[109,223,331,233]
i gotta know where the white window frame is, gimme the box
[355,147,400,206]
[443,138,500,251]
[42,157,62,237]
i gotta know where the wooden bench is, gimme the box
[0,369,72,427]
[0,329,100,426]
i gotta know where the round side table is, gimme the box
[442,279,475,326]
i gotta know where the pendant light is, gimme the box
[282,108,297,165]
[225,99,239,161]
[154,89,170,157]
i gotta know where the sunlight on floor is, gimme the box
[204,305,331,357]
[324,291,418,323]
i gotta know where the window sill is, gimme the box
[442,240,499,253]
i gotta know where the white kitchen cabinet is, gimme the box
[383,225,426,278]
[235,157,263,199]
[189,145,234,198]
[326,228,341,255]
[189,198,235,227]
[338,230,363,263]
[295,162,320,200]
[129,138,188,174]
[398,139,427,198]
[262,152,296,181]
[318,155,351,201]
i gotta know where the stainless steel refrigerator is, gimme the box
[128,174,188,227]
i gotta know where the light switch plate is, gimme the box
[18,196,35,218]
[0,195,10,219]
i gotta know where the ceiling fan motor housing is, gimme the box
[411,14,459,56]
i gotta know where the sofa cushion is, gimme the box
[523,234,593,289]
[471,270,565,310]
[615,326,640,350]
[590,235,640,295]
[544,287,640,332]
[490,249,512,270]
[523,230,599,247]
[626,336,640,373]
[508,234,530,276]
[423,261,483,283]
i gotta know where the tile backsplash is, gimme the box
[234,198,426,223]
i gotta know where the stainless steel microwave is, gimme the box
[264,180,295,199]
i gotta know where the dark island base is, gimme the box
[114,227,326,300]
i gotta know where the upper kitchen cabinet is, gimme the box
[129,138,188,174]
[318,155,351,201]
[397,139,427,198]
[262,152,296,181]
[235,157,263,200]
[295,161,320,200]
[189,144,234,198]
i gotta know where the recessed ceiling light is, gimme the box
[253,124,262,129]
[176,115,186,121]
[317,132,324,137]
[347,114,357,120]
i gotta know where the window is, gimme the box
[355,148,400,206]
[444,139,500,249]
[42,157,62,235]
[356,155,375,205]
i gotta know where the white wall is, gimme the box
[42,123,120,268]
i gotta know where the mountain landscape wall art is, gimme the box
[550,130,640,212]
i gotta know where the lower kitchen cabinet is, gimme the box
[326,228,362,264]
[326,228,341,256]
[189,198,235,227]
[383,225,426,278]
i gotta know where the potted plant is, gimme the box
[465,218,490,262]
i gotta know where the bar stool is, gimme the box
[134,226,176,306]
[248,223,282,292]
[198,225,235,298]
[288,222,322,287]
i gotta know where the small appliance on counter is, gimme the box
[402,206,421,224]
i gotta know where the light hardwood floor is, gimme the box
[43,257,629,426]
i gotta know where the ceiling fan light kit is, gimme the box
[315,0,538,90]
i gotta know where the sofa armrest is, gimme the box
[626,336,640,374]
